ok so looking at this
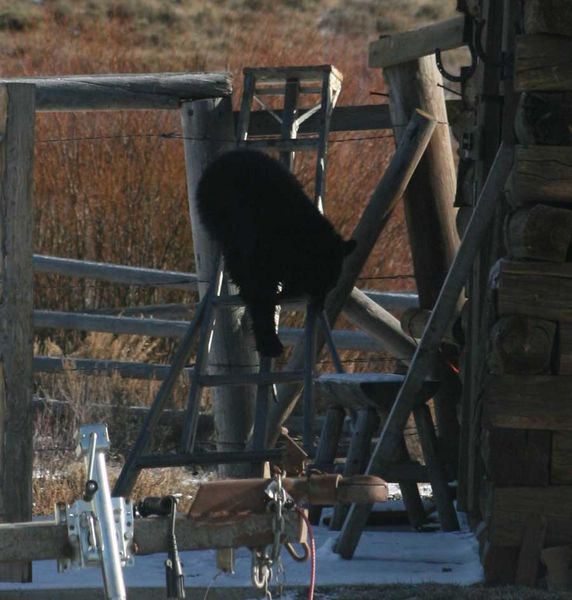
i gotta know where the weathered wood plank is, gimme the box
[0,512,304,563]
[0,73,232,111]
[495,259,572,322]
[33,310,388,351]
[515,513,547,587]
[483,375,572,430]
[515,92,572,146]
[481,428,551,486]
[558,322,572,375]
[487,316,556,375]
[369,16,467,69]
[505,204,572,262]
[515,35,572,92]
[552,431,572,484]
[489,486,572,546]
[33,254,198,290]
[507,146,572,207]
[523,0,572,36]
[0,83,35,582]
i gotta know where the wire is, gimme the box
[296,507,316,600]
[37,132,395,145]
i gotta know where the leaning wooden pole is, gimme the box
[335,143,514,559]
[181,97,259,477]
[267,109,437,445]
[0,83,35,582]
[383,55,461,466]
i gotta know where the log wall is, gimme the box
[476,2,572,586]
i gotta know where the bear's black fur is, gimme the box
[197,148,356,357]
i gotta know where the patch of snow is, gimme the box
[0,519,483,593]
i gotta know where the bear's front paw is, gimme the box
[257,336,284,358]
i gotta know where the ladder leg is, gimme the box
[113,294,209,497]
[331,408,379,530]
[181,264,225,453]
[279,78,300,169]
[319,310,344,373]
[309,406,345,525]
[314,72,336,211]
[303,302,319,454]
[413,404,459,531]
[250,355,272,476]
[395,436,427,529]
[236,72,256,144]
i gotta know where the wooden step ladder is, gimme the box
[113,65,344,497]
[237,65,342,208]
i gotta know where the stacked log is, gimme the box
[479,0,572,586]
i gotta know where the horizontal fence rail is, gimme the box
[33,254,418,309]
[33,255,198,291]
[0,73,233,111]
[33,310,387,352]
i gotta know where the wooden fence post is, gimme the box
[0,83,35,582]
[181,97,258,477]
[383,55,461,469]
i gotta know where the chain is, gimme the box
[251,470,293,599]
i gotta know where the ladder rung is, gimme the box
[244,65,343,83]
[212,294,309,308]
[255,86,323,96]
[244,138,319,151]
[137,449,283,468]
[199,370,306,387]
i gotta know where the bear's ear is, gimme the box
[343,239,357,256]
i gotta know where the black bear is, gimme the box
[197,148,356,357]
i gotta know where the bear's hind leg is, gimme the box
[244,295,283,358]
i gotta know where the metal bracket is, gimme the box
[57,424,134,600]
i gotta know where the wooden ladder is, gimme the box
[113,65,344,497]
[236,65,342,208]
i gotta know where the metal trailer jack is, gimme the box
[56,424,134,600]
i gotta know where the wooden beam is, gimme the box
[336,144,514,559]
[515,92,572,146]
[342,289,416,363]
[558,322,572,375]
[515,514,547,587]
[0,73,232,111]
[489,486,572,546]
[0,511,304,563]
[523,0,572,36]
[487,316,556,375]
[0,83,35,583]
[483,375,572,430]
[551,432,572,484]
[481,428,551,486]
[505,204,572,262]
[369,16,467,69]
[33,310,390,352]
[507,146,572,207]
[515,35,572,92]
[181,97,258,478]
[495,259,572,322]
[33,254,198,291]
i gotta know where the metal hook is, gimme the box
[435,43,477,83]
